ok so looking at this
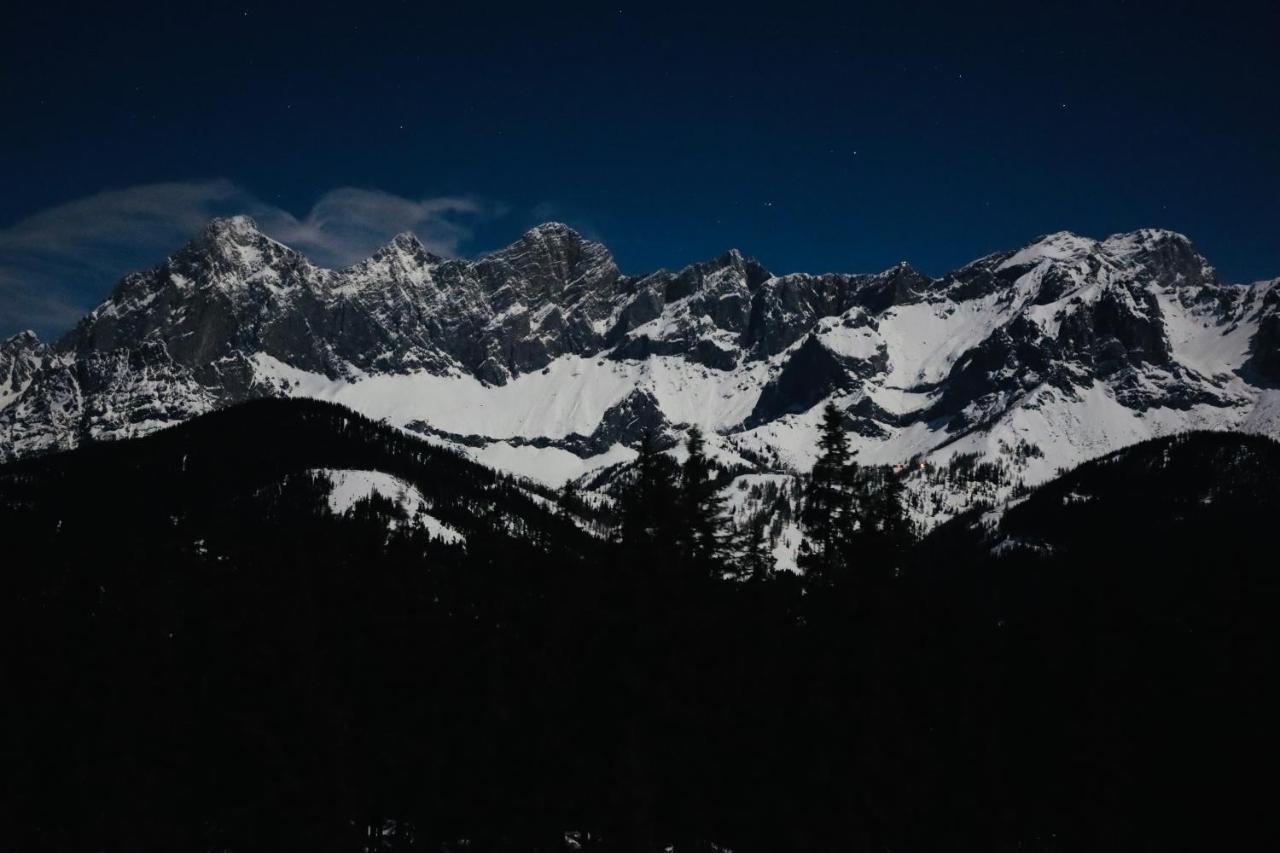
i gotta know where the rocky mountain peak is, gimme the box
[691,249,771,290]
[204,214,262,238]
[485,222,620,305]
[877,260,931,287]
[996,230,1099,271]
[3,330,42,350]
[520,220,583,240]
[172,214,299,280]
[364,231,443,269]
[0,330,49,405]
[999,228,1209,281]
[1036,229,1090,244]
[493,221,601,263]
[1100,228,1215,289]
[703,248,771,285]
[381,230,430,254]
[1109,227,1194,248]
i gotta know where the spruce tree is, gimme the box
[558,478,584,519]
[798,402,858,584]
[740,515,776,582]
[678,426,729,575]
[856,466,913,583]
[618,430,681,559]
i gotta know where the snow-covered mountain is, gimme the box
[3,217,1278,528]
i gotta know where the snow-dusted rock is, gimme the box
[0,330,47,408]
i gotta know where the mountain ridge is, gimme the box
[2,219,1278,529]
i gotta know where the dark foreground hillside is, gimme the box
[911,431,1280,850]
[1,404,1276,852]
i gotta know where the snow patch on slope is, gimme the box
[877,295,1014,387]
[314,468,464,544]
[468,442,637,487]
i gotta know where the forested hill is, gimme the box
[902,431,1279,853]
[0,396,594,567]
[926,429,1280,565]
[1,402,1277,852]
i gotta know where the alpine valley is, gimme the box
[3,216,1279,545]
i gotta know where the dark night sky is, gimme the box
[2,0,1278,338]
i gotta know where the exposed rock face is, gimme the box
[3,218,1279,526]
[746,334,861,428]
[1246,284,1280,384]
[928,315,1067,433]
[1,331,48,406]
[61,217,628,383]
[746,263,929,358]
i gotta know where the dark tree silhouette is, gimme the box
[850,465,914,587]
[677,426,729,576]
[617,430,681,562]
[798,402,858,584]
[739,515,776,582]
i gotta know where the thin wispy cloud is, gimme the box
[262,188,496,266]
[0,181,502,340]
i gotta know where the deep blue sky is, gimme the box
[2,0,1278,337]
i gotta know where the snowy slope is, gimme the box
[314,468,464,543]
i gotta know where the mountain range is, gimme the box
[3,216,1278,531]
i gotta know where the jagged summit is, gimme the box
[3,330,41,347]
[0,330,48,407]
[386,230,427,250]
[1031,228,1090,243]
[517,220,585,241]
[996,230,1099,268]
[704,248,771,280]
[877,259,930,283]
[367,231,441,265]
[489,221,611,267]
[169,214,302,280]
[712,247,755,267]
[1109,227,1194,244]
[1005,227,1201,265]
[203,214,263,238]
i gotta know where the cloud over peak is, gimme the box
[258,187,494,268]
[0,181,501,339]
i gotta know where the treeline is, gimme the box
[0,400,1274,852]
[570,403,915,587]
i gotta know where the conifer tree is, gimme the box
[856,467,913,582]
[557,477,584,519]
[798,402,858,584]
[618,430,681,559]
[679,426,729,575]
[740,515,776,582]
